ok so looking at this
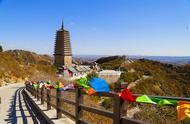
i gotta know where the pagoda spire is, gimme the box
[61,20,64,30]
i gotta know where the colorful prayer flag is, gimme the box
[59,84,75,91]
[177,101,190,121]
[136,95,157,104]
[86,88,96,95]
[119,88,137,102]
[89,77,110,92]
[151,98,177,106]
[77,77,90,89]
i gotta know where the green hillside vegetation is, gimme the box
[0,50,59,86]
[96,56,190,124]
[120,71,143,83]
[97,56,190,97]
[96,56,126,70]
[121,59,190,124]
[122,59,190,97]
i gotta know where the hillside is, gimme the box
[96,56,190,124]
[0,50,59,86]
[122,59,190,97]
[96,56,128,70]
[96,56,190,97]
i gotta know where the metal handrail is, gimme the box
[134,94,190,101]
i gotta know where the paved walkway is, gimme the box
[25,90,75,124]
[0,83,41,124]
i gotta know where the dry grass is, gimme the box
[0,50,61,85]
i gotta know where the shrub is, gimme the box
[120,72,142,83]
[87,71,98,80]
[101,98,113,109]
[0,45,3,52]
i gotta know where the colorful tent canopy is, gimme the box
[89,77,110,92]
[177,101,190,121]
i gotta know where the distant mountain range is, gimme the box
[73,55,190,65]
[128,56,190,65]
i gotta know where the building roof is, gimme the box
[74,66,83,72]
[84,66,91,71]
[79,66,88,72]
[68,67,78,73]
[66,65,91,73]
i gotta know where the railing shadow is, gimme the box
[4,88,18,124]
[4,87,40,124]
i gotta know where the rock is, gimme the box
[127,106,141,118]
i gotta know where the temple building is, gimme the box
[53,22,94,80]
[54,21,72,67]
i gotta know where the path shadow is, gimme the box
[4,88,39,124]
[4,88,18,124]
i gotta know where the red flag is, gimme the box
[120,88,137,102]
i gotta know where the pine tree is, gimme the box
[0,45,3,52]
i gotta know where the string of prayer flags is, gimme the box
[136,95,157,104]
[59,83,75,91]
[151,97,177,106]
[54,84,59,89]
[51,83,57,88]
[119,88,137,102]
[53,82,64,89]
[45,82,54,89]
[47,80,52,85]
[77,77,90,89]
[46,85,54,90]
[86,88,96,95]
[33,84,39,89]
[39,81,45,88]
[39,83,44,88]
[31,81,36,85]
[177,101,190,121]
[59,82,64,88]
[89,77,110,92]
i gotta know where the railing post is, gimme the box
[29,86,31,93]
[56,87,62,119]
[37,88,40,101]
[27,85,30,92]
[32,86,35,96]
[75,87,81,124]
[31,86,33,95]
[41,87,44,104]
[25,84,27,90]
[32,87,36,98]
[113,95,121,124]
[47,89,51,110]
[35,88,37,99]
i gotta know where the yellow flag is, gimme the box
[59,82,64,88]
[177,101,190,121]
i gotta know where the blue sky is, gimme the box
[0,0,190,56]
